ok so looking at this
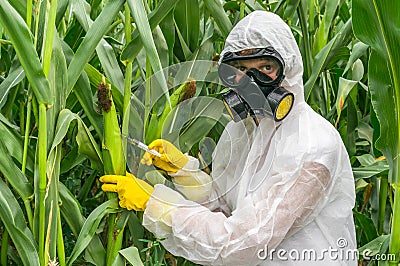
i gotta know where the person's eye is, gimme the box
[237,66,247,72]
[262,65,273,71]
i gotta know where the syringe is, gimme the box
[122,135,162,157]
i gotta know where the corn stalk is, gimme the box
[97,80,126,265]
[37,103,47,266]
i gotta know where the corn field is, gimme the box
[0,0,399,265]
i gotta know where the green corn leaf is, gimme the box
[345,95,358,157]
[66,198,119,266]
[178,99,225,152]
[313,16,326,56]
[335,77,358,123]
[145,170,169,186]
[153,26,170,68]
[44,40,70,260]
[174,20,192,60]
[41,0,58,78]
[350,59,365,82]
[67,0,124,93]
[0,178,39,266]
[358,235,390,259]
[159,11,175,64]
[343,42,369,75]
[119,247,144,266]
[355,179,369,194]
[47,36,68,142]
[162,96,226,153]
[339,1,351,22]
[352,161,390,180]
[127,0,168,96]
[0,137,33,201]
[70,109,102,167]
[145,112,160,144]
[323,0,340,39]
[353,210,379,243]
[76,118,103,170]
[48,110,78,155]
[353,1,400,262]
[59,183,106,266]
[124,98,145,174]
[204,0,232,38]
[0,112,19,130]
[0,119,34,174]
[96,40,125,93]
[174,0,200,51]
[49,109,102,171]
[356,154,377,167]
[190,38,214,61]
[59,41,104,137]
[45,149,61,262]
[111,254,124,266]
[353,0,400,182]
[6,0,26,20]
[73,72,104,139]
[307,0,315,34]
[121,0,178,61]
[0,0,51,104]
[126,212,145,253]
[0,65,25,109]
[199,137,216,167]
[304,19,353,100]
[55,0,69,27]
[358,121,374,147]
[283,0,300,20]
[70,0,125,93]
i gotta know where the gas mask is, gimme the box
[218,47,294,122]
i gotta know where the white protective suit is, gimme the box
[143,11,357,266]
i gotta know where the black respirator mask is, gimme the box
[218,47,294,122]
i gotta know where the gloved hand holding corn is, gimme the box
[100,173,154,211]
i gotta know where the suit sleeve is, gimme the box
[143,161,331,265]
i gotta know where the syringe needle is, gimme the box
[122,135,162,157]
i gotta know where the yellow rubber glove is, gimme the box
[140,139,188,173]
[100,173,154,211]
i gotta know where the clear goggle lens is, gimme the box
[218,56,283,88]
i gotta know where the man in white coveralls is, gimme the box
[100,11,358,266]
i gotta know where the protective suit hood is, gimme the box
[220,11,305,105]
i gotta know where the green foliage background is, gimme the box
[0,0,399,265]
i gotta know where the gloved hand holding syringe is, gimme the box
[122,135,162,157]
